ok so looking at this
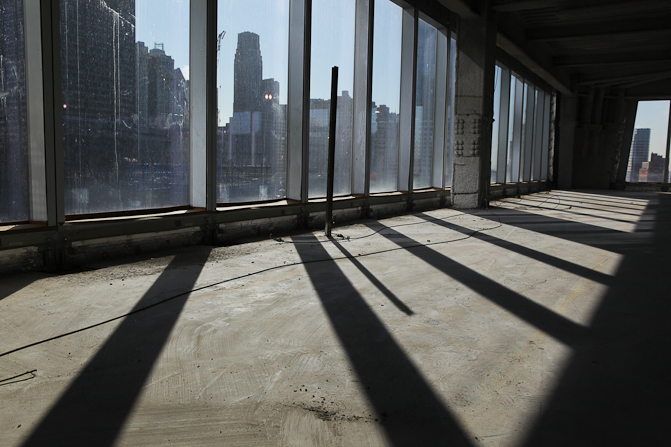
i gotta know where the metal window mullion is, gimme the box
[532,88,545,181]
[40,0,64,225]
[496,65,510,184]
[445,34,456,188]
[510,76,523,183]
[189,1,208,209]
[398,5,417,192]
[352,0,374,196]
[24,0,47,222]
[287,0,310,202]
[540,91,551,180]
[522,81,535,182]
[432,27,447,189]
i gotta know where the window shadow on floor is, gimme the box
[477,207,649,255]
[413,212,613,285]
[516,193,671,446]
[21,247,212,447]
[293,234,473,447]
[0,272,50,303]
[364,222,588,348]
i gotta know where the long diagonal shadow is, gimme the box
[330,239,414,315]
[414,213,613,285]
[294,235,472,447]
[22,248,211,447]
[476,209,646,255]
[365,223,588,347]
[518,193,671,446]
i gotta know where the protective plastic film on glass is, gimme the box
[0,0,30,223]
[61,0,191,215]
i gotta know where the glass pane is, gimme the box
[217,0,289,203]
[0,0,29,223]
[61,0,191,215]
[445,36,456,188]
[308,0,355,198]
[413,19,437,189]
[626,100,669,183]
[507,75,523,183]
[491,65,502,184]
[370,0,402,193]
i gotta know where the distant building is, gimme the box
[629,128,651,182]
[639,153,667,183]
[220,32,287,202]
[371,104,399,192]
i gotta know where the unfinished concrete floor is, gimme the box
[1,190,669,446]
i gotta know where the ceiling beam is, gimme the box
[527,16,671,42]
[492,0,562,12]
[554,53,671,68]
[579,70,671,87]
[556,0,670,20]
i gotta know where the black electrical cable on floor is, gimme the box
[0,211,502,363]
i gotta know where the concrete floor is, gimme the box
[1,190,669,446]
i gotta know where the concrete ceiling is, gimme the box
[492,0,671,98]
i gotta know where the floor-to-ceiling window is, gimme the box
[412,18,437,189]
[308,0,355,198]
[61,0,191,215]
[370,0,403,193]
[216,0,289,203]
[492,62,552,185]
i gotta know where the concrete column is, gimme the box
[556,94,577,189]
[451,6,497,208]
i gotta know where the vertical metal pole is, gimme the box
[663,101,671,189]
[325,66,339,237]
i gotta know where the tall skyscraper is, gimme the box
[220,31,287,202]
[234,32,263,114]
[629,128,651,182]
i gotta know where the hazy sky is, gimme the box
[634,100,670,157]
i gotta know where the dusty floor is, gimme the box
[0,190,669,446]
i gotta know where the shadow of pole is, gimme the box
[22,247,212,447]
[294,234,473,447]
[330,238,414,315]
[364,222,588,348]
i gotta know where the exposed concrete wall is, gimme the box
[571,89,631,189]
[556,95,577,189]
[451,3,496,208]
